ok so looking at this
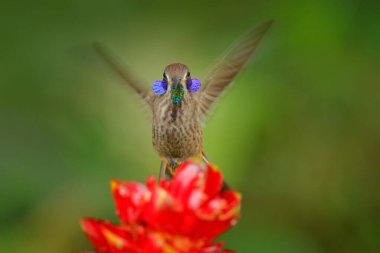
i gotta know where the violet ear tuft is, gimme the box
[187,78,201,93]
[152,80,167,95]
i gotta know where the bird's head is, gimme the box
[164,63,189,105]
[152,63,201,105]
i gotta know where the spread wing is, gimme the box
[199,20,273,121]
[93,42,153,108]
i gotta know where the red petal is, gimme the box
[203,164,223,199]
[197,191,241,221]
[111,180,149,224]
[80,218,141,253]
[169,161,203,205]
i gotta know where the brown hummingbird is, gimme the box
[93,20,273,181]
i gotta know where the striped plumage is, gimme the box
[152,63,203,171]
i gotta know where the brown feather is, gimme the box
[199,20,274,121]
[93,42,153,107]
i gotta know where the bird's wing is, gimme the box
[199,20,273,121]
[93,43,153,108]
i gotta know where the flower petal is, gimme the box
[111,180,149,224]
[202,164,223,199]
[81,218,141,253]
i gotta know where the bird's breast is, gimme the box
[152,122,203,160]
[151,95,203,163]
[152,100,202,161]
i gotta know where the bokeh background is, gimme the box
[1,0,379,252]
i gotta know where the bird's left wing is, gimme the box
[199,20,273,121]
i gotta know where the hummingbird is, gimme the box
[93,20,273,181]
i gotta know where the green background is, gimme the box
[1,0,379,252]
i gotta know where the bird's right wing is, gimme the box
[93,43,153,108]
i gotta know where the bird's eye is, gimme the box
[163,73,167,80]
[187,72,191,78]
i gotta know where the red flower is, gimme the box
[81,160,241,253]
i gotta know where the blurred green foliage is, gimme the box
[1,0,379,252]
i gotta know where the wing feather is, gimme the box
[199,20,273,120]
[93,42,152,107]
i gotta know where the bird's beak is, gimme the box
[172,76,181,89]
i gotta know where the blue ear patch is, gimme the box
[152,78,201,95]
[152,80,167,95]
[187,78,201,93]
